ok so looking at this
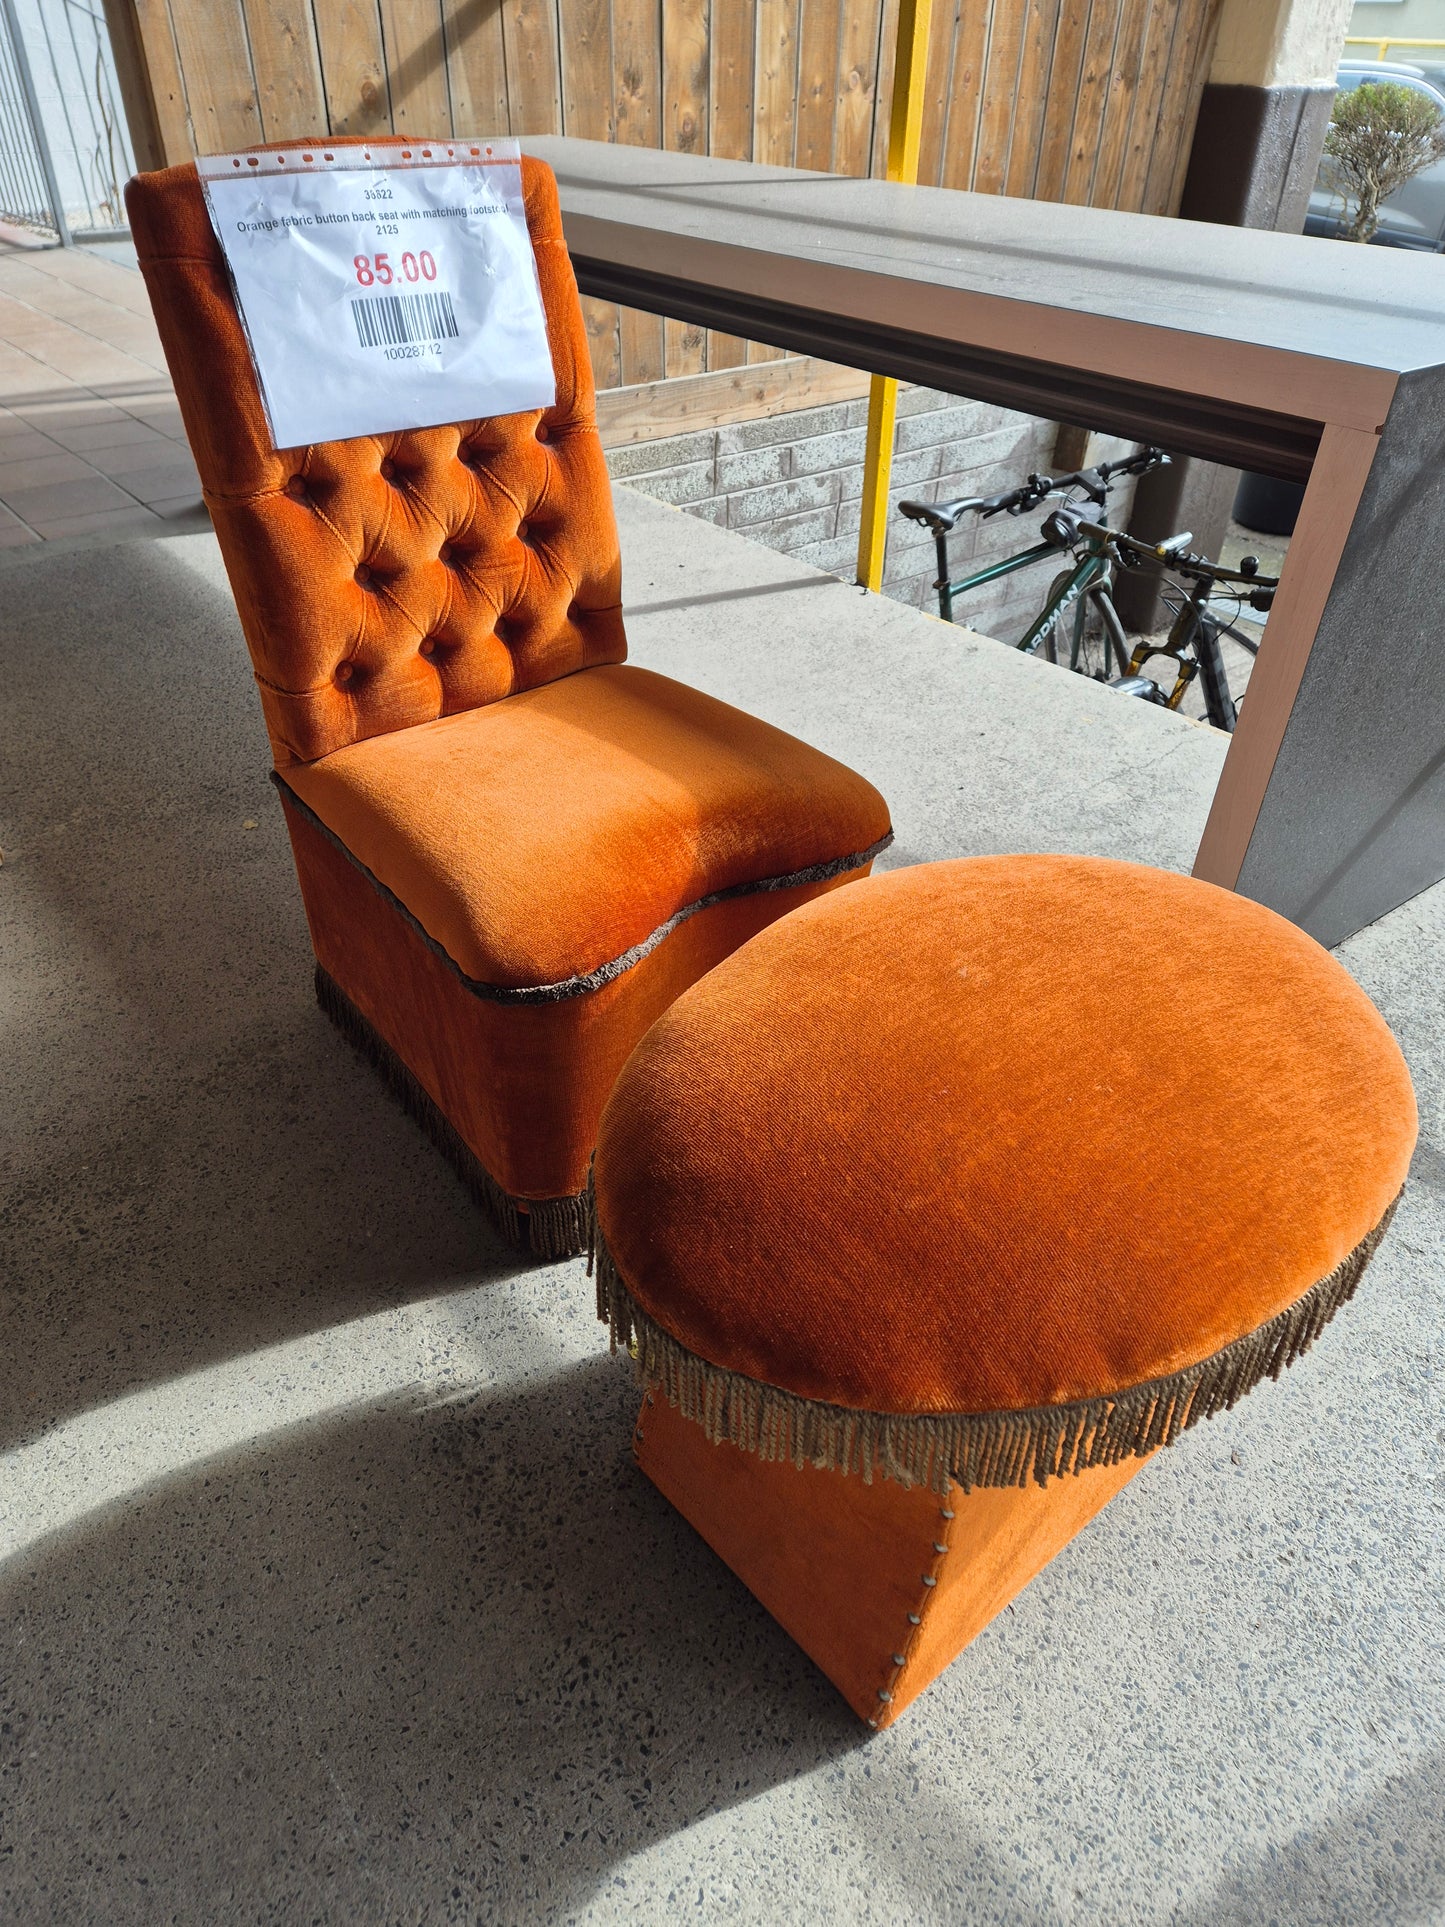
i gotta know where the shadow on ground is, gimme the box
[0,1358,874,1921]
[3,535,531,1445]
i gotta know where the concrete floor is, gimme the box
[1,488,1441,1924]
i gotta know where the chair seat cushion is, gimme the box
[278,663,891,995]
[594,857,1416,1480]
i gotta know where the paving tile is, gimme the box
[0,520,40,546]
[148,496,211,524]
[77,424,178,470]
[0,345,71,403]
[17,252,155,315]
[0,425,60,463]
[44,412,165,454]
[24,504,163,540]
[116,458,201,506]
[12,394,121,431]
[124,402,187,440]
[0,449,94,493]
[1,473,137,522]
[0,296,160,387]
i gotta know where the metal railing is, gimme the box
[0,0,133,244]
[1343,36,1445,63]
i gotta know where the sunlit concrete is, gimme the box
[1,490,1440,1924]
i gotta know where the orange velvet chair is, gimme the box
[592,856,1417,1726]
[125,146,891,1254]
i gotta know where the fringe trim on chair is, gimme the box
[279,776,892,1006]
[314,965,591,1258]
[592,1196,1401,1494]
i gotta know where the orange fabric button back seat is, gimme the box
[592,857,1417,1728]
[125,145,890,1253]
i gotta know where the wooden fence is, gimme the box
[112,0,1222,395]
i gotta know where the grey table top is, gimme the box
[525,136,1445,473]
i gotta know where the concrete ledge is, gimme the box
[613,483,1227,881]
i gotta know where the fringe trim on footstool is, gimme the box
[592,1196,1401,1495]
[314,965,591,1258]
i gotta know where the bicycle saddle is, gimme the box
[898,496,981,535]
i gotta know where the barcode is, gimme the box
[350,290,459,348]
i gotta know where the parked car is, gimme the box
[1305,61,1445,250]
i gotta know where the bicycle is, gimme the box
[898,453,1278,734]
[899,447,1168,681]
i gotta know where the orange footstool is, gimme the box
[125,146,889,1253]
[593,856,1416,1727]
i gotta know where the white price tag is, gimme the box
[198,139,556,449]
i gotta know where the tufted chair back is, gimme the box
[126,145,626,769]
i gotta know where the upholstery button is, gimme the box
[284,475,306,499]
[535,422,550,443]
[379,458,396,481]
[437,542,453,565]
[517,522,531,545]
[419,636,437,658]
[354,563,372,586]
[334,661,355,685]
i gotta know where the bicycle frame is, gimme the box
[933,536,1056,624]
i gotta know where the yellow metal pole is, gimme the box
[856,0,934,591]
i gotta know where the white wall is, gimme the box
[11,0,134,232]
[1211,0,1357,87]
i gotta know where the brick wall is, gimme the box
[606,387,1138,644]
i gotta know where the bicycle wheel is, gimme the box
[1036,573,1121,681]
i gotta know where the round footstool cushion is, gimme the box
[593,856,1416,1491]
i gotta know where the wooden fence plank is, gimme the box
[245,0,329,139]
[596,355,872,441]
[709,0,751,157]
[312,0,391,134]
[936,0,985,190]
[705,0,752,367]
[1003,0,1060,197]
[558,0,619,389]
[1163,0,1222,214]
[501,0,563,133]
[125,0,193,161]
[868,0,899,177]
[376,0,451,132]
[834,0,880,177]
[614,0,665,382]
[444,0,509,135]
[916,0,959,188]
[753,0,798,165]
[1110,0,1177,209]
[1032,0,1088,203]
[663,0,710,376]
[1062,0,1122,205]
[1141,0,1209,214]
[794,0,842,175]
[973,0,1027,195]
[167,0,264,150]
[1089,0,1148,208]
[749,0,797,359]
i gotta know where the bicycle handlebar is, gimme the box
[1055,508,1287,581]
[899,445,1169,536]
[1041,504,1280,599]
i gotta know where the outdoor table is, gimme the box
[527,135,1445,946]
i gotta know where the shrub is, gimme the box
[1322,81,1445,243]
